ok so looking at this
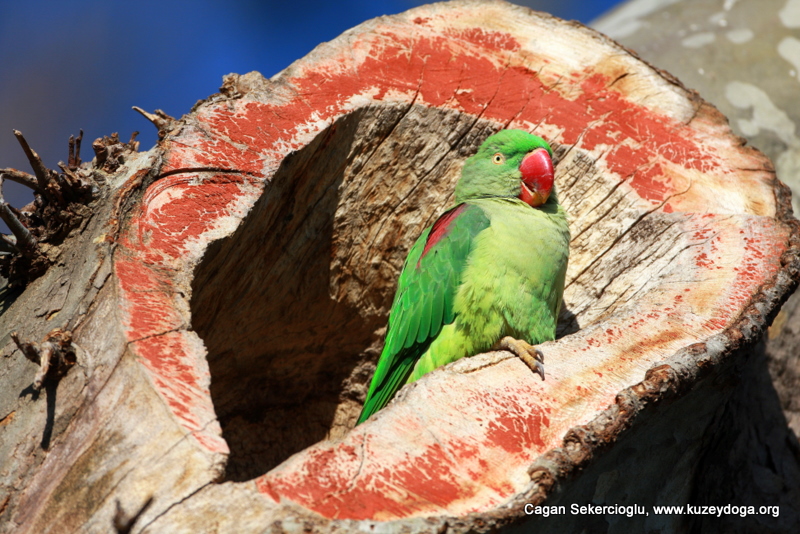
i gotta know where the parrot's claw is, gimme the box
[495,336,545,381]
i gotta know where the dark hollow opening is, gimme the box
[190,103,505,481]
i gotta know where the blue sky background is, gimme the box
[0,0,622,230]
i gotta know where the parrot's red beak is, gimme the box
[518,148,554,208]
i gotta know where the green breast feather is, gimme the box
[357,129,570,425]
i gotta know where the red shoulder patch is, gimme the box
[418,204,467,266]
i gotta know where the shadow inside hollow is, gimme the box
[556,302,580,339]
[191,109,386,481]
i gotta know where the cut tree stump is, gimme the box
[1,1,798,533]
[591,4,800,532]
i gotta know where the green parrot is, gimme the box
[356,129,569,425]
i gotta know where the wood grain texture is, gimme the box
[593,3,800,530]
[0,1,797,532]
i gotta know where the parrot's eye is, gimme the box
[492,153,505,165]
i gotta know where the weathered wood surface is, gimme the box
[595,0,800,443]
[593,3,800,531]
[0,1,797,533]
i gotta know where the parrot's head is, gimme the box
[455,130,555,208]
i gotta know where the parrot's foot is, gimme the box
[494,336,545,381]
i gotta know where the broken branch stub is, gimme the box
[1,1,798,533]
[11,329,76,391]
[0,127,135,287]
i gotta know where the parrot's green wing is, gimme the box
[356,203,490,424]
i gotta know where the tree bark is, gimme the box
[0,1,797,533]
